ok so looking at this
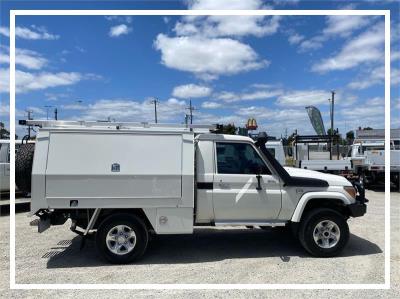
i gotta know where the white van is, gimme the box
[21,120,367,264]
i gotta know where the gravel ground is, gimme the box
[0,189,399,298]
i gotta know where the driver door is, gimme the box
[212,142,282,222]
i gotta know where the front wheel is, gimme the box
[96,213,149,264]
[298,208,349,257]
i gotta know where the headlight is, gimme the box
[344,186,357,199]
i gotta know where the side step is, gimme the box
[214,221,287,227]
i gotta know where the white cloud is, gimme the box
[76,98,187,122]
[15,48,48,70]
[391,68,400,86]
[202,101,222,109]
[366,97,383,106]
[288,33,304,45]
[348,66,384,90]
[289,16,376,54]
[323,16,373,37]
[312,21,384,72]
[105,16,132,23]
[0,46,48,70]
[175,15,281,38]
[392,50,400,62]
[0,104,10,116]
[174,0,280,38]
[276,90,330,106]
[109,24,132,37]
[172,84,212,98]
[216,88,283,103]
[0,68,87,93]
[26,106,46,116]
[154,34,268,80]
[298,35,325,52]
[0,26,59,40]
[340,105,384,119]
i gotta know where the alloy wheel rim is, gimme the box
[106,225,137,255]
[313,220,340,249]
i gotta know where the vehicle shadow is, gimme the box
[45,228,382,269]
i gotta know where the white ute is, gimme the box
[21,120,367,264]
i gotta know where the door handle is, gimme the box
[218,181,230,189]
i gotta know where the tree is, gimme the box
[287,132,297,146]
[0,122,18,139]
[221,123,237,135]
[346,130,354,140]
[363,127,373,130]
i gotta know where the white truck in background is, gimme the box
[265,139,286,166]
[18,120,367,264]
[350,139,400,188]
[292,134,352,175]
[0,139,28,193]
[349,129,400,188]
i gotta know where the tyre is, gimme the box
[298,208,349,257]
[15,143,35,194]
[95,213,149,264]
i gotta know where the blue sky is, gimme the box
[0,0,399,138]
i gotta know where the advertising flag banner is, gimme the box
[305,106,326,135]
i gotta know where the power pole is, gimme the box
[27,110,33,138]
[330,90,335,135]
[150,98,159,123]
[186,99,196,124]
[54,108,58,120]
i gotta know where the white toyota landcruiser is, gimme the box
[18,120,367,264]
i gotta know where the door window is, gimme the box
[216,142,271,175]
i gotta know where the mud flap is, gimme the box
[38,217,50,233]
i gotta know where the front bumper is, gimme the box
[348,199,367,217]
[348,181,368,218]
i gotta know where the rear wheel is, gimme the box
[298,208,349,257]
[96,213,149,264]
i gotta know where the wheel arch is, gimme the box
[291,192,352,223]
[93,208,155,232]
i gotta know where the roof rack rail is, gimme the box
[18,119,216,133]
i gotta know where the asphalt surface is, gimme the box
[1,189,399,298]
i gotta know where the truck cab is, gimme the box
[195,134,283,224]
